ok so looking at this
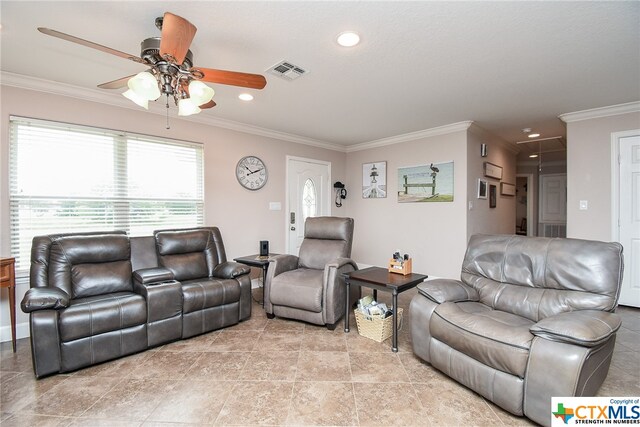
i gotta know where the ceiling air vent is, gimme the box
[267,61,308,81]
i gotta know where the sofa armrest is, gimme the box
[417,279,478,304]
[133,267,175,285]
[269,254,300,277]
[21,287,70,313]
[212,261,251,279]
[530,310,622,347]
[325,257,358,271]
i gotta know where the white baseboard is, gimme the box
[0,321,30,342]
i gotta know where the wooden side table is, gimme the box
[233,254,279,307]
[0,257,17,352]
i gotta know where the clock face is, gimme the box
[236,156,268,190]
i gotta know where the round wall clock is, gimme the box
[236,155,268,190]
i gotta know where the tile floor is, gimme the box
[1,288,639,426]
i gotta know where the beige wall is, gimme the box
[566,111,640,241]
[0,85,346,337]
[344,131,468,279]
[466,126,517,238]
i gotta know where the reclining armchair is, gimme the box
[264,216,359,329]
[410,234,624,427]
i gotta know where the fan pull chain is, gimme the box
[165,94,170,130]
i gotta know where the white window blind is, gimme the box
[9,116,204,275]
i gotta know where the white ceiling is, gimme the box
[1,1,639,148]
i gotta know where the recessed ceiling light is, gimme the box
[238,93,254,101]
[528,133,541,138]
[336,31,360,47]
[529,154,539,158]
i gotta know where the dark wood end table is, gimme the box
[233,254,279,307]
[344,266,428,352]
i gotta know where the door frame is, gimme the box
[285,155,332,254]
[611,129,639,242]
[516,173,535,236]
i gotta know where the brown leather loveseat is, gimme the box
[410,234,624,426]
[21,227,251,378]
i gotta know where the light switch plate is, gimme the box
[579,200,588,210]
[269,202,282,211]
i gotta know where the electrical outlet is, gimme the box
[579,200,588,210]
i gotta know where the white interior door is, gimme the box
[618,134,640,307]
[286,157,330,255]
[539,173,567,237]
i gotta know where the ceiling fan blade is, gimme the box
[38,27,145,64]
[195,68,267,89]
[200,100,216,109]
[159,12,197,65]
[97,75,136,89]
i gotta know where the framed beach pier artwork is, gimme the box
[362,162,387,198]
[397,161,454,203]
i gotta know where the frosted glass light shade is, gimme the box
[188,80,214,105]
[128,72,161,101]
[123,89,149,109]
[178,98,201,116]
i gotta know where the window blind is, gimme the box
[8,116,204,275]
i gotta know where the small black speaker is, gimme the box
[260,240,269,256]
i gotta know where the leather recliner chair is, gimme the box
[264,216,360,329]
[410,234,624,427]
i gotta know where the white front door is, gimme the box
[617,134,640,307]
[286,157,331,255]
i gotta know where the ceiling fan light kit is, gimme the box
[38,11,267,127]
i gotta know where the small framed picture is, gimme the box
[477,179,488,199]
[489,184,497,208]
[484,162,503,180]
[501,182,516,196]
[362,161,387,198]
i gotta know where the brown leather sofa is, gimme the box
[410,234,624,427]
[21,227,251,378]
[264,216,359,329]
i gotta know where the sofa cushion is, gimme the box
[48,234,132,299]
[59,292,146,342]
[155,229,217,281]
[431,301,535,378]
[181,278,241,314]
[270,269,323,312]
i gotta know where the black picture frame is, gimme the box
[489,184,497,208]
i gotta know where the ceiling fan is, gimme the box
[38,12,267,120]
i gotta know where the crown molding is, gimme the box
[346,121,474,153]
[467,122,520,155]
[559,101,640,123]
[0,71,346,152]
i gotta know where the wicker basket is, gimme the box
[354,308,403,342]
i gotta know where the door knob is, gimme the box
[290,226,296,231]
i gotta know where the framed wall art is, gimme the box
[500,182,516,196]
[397,161,454,203]
[489,184,497,208]
[477,179,488,199]
[362,161,387,198]
[483,162,503,180]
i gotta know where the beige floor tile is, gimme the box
[208,330,262,352]
[128,351,203,380]
[227,314,269,331]
[0,339,35,374]
[413,380,503,426]
[73,351,154,378]
[398,352,447,383]
[20,376,121,417]
[1,372,71,413]
[264,317,307,333]
[240,351,299,381]
[255,331,303,351]
[301,330,348,352]
[286,381,358,426]
[215,380,294,425]
[350,352,410,383]
[485,401,539,426]
[353,382,429,426]
[67,418,142,426]
[597,365,640,396]
[146,379,235,424]
[0,413,71,427]
[183,351,251,381]
[616,328,640,352]
[296,351,352,382]
[156,331,219,352]
[345,331,394,353]
[79,378,176,421]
